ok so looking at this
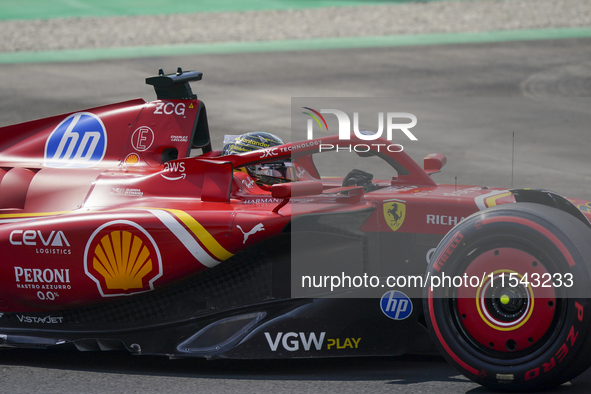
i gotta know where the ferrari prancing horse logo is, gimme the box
[383,201,406,232]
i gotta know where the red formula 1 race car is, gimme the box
[1,68,591,391]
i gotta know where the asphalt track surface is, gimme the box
[1,37,591,393]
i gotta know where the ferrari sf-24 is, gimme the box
[1,68,591,391]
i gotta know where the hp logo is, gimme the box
[380,290,413,320]
[44,112,107,168]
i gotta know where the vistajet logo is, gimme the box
[302,107,417,152]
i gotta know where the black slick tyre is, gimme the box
[424,203,591,391]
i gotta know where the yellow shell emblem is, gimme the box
[92,230,153,290]
[383,201,406,232]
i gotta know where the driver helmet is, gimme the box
[222,132,295,183]
[222,131,283,155]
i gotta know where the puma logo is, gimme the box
[236,223,265,244]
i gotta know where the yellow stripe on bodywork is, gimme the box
[153,208,234,261]
[485,192,513,208]
[0,211,69,219]
[0,211,71,223]
[0,207,234,264]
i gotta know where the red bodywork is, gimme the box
[1,73,590,315]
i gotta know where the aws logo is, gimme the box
[44,112,107,168]
[84,221,163,297]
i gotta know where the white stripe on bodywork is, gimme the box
[0,218,38,224]
[475,189,510,211]
[147,209,220,268]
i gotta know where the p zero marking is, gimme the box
[147,209,233,268]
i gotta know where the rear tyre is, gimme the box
[424,203,591,390]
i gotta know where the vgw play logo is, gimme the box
[302,107,417,152]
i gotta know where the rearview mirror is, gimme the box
[271,181,323,199]
[423,153,447,175]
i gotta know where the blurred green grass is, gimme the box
[0,0,468,20]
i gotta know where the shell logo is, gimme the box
[124,153,140,165]
[84,220,163,297]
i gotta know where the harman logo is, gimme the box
[303,107,417,152]
[383,200,406,232]
[380,290,413,320]
[44,112,107,168]
[84,220,163,297]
